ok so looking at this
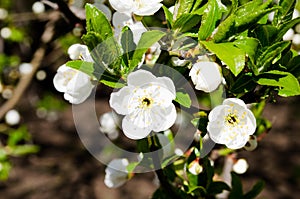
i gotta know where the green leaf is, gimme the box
[126,162,140,173]
[286,55,300,78]
[8,126,30,147]
[9,145,40,156]
[250,25,278,47]
[129,30,165,70]
[230,73,256,94]
[244,180,265,199]
[0,161,11,181]
[256,41,291,73]
[175,92,192,108]
[256,70,300,97]
[162,6,174,27]
[66,60,96,78]
[85,4,113,40]
[228,172,243,199]
[275,17,300,42]
[174,0,194,19]
[198,0,227,40]
[120,26,136,68]
[100,79,125,88]
[273,0,296,25]
[207,181,231,195]
[233,38,259,65]
[201,41,245,76]
[173,14,201,32]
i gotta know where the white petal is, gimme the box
[127,70,156,87]
[129,21,147,44]
[109,0,134,14]
[151,104,177,132]
[156,76,176,99]
[133,0,163,16]
[68,44,88,60]
[109,86,132,115]
[112,12,133,39]
[222,98,247,109]
[245,109,256,135]
[53,65,73,92]
[104,158,129,188]
[122,115,152,139]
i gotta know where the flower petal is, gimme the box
[127,70,156,87]
[109,86,132,115]
[122,115,152,139]
[223,98,247,109]
[151,104,177,132]
[109,0,133,14]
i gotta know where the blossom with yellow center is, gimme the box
[207,98,256,149]
[109,70,177,140]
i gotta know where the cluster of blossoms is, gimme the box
[50,0,272,191]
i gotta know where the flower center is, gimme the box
[225,113,239,126]
[139,97,153,109]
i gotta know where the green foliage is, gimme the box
[175,91,192,108]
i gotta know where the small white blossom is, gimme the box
[0,27,11,39]
[104,158,129,188]
[109,0,163,16]
[32,2,45,14]
[292,34,300,46]
[99,112,120,140]
[207,98,256,149]
[5,109,21,126]
[19,63,33,75]
[188,159,203,175]
[233,158,249,174]
[0,8,8,20]
[189,61,222,93]
[53,65,94,104]
[53,44,94,104]
[109,70,177,140]
[67,44,93,62]
[283,28,295,41]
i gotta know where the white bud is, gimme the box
[188,160,203,175]
[0,8,8,20]
[0,27,12,39]
[233,158,249,174]
[19,63,33,75]
[292,34,300,46]
[5,109,21,126]
[283,29,295,41]
[32,2,45,14]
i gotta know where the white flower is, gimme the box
[104,158,129,188]
[112,12,147,43]
[5,109,21,126]
[109,0,163,16]
[53,44,94,104]
[99,112,120,140]
[53,65,94,104]
[189,61,222,92]
[32,2,45,14]
[207,98,256,149]
[0,8,8,20]
[292,34,300,46]
[67,44,93,62]
[233,158,249,174]
[109,70,177,140]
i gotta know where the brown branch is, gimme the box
[0,13,59,120]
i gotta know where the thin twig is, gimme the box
[0,14,58,120]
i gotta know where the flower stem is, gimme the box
[149,134,181,198]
